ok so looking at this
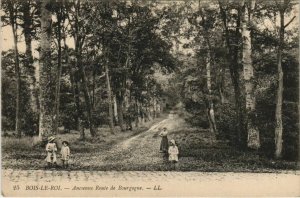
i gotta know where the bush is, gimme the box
[256,84,299,160]
[21,111,39,136]
[215,103,237,142]
[184,99,209,128]
[282,102,299,160]
[60,104,78,130]
[256,85,276,158]
[92,100,110,128]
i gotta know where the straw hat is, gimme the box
[48,136,56,142]
[170,139,176,145]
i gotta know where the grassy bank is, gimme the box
[2,113,298,172]
[2,115,167,170]
[167,128,298,172]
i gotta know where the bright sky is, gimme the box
[1,2,298,57]
[1,25,75,58]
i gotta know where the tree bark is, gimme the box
[22,1,39,113]
[70,70,81,131]
[242,0,260,149]
[54,7,63,134]
[79,119,85,140]
[113,95,118,123]
[9,2,21,138]
[205,41,218,138]
[274,8,285,159]
[199,1,217,139]
[298,98,300,168]
[39,0,54,140]
[105,54,115,134]
[77,57,96,136]
[218,68,225,104]
[92,65,96,108]
[117,95,125,131]
[135,98,139,127]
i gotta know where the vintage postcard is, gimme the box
[1,0,300,197]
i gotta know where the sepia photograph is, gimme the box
[1,0,300,196]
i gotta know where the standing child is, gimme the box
[45,136,57,168]
[61,141,70,168]
[168,139,179,169]
[159,127,169,153]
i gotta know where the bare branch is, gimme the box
[284,15,296,28]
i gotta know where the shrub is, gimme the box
[256,85,276,158]
[282,102,299,160]
[184,98,209,128]
[215,103,237,142]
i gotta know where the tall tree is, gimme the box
[6,0,22,137]
[274,0,296,159]
[53,1,66,134]
[104,50,115,134]
[19,0,40,113]
[39,0,54,139]
[241,0,260,149]
[219,1,247,147]
[205,42,218,137]
[199,2,218,138]
[66,0,96,136]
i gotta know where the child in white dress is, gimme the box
[168,139,179,169]
[61,141,70,168]
[45,136,57,168]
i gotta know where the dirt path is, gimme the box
[94,112,186,168]
[2,113,300,196]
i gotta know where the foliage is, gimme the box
[1,50,38,135]
[0,0,299,164]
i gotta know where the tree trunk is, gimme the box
[274,9,285,159]
[135,98,139,127]
[219,3,246,147]
[298,98,300,168]
[22,1,39,113]
[92,65,96,108]
[201,12,217,138]
[54,9,63,134]
[219,87,225,104]
[205,46,217,138]
[79,120,85,140]
[39,0,54,140]
[153,99,157,119]
[71,71,81,131]
[65,38,80,131]
[105,56,115,134]
[218,68,225,104]
[242,0,260,149]
[9,3,21,138]
[117,96,125,131]
[113,95,118,123]
[72,0,95,137]
[77,57,96,137]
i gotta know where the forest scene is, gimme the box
[1,0,299,172]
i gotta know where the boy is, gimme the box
[61,141,70,168]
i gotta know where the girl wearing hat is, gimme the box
[61,141,70,168]
[159,127,169,153]
[45,136,57,168]
[168,139,179,168]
